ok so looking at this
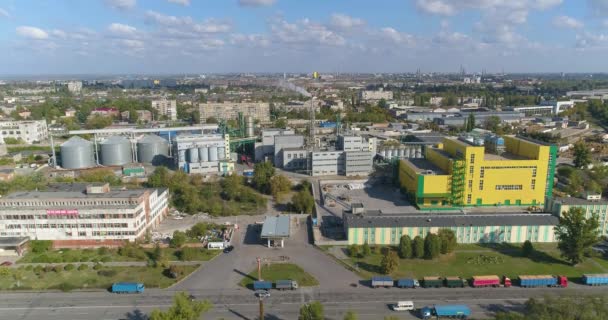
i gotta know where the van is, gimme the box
[392,301,415,311]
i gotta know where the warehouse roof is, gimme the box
[552,197,608,206]
[260,215,290,238]
[344,211,558,228]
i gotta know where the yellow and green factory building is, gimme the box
[398,135,557,210]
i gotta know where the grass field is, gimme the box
[18,247,219,264]
[333,244,608,282]
[0,265,198,291]
[239,263,319,289]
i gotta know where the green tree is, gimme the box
[522,240,534,257]
[348,244,360,258]
[398,235,412,259]
[380,250,399,274]
[170,231,187,248]
[291,188,314,214]
[299,301,324,320]
[466,113,475,131]
[424,233,441,259]
[205,117,218,124]
[484,116,503,134]
[147,166,171,188]
[149,291,212,320]
[412,236,424,259]
[555,207,600,265]
[344,310,358,320]
[437,229,457,254]
[573,141,592,169]
[377,98,388,109]
[85,114,113,129]
[270,174,292,199]
[274,118,288,129]
[252,161,275,194]
[361,242,371,257]
[566,170,584,196]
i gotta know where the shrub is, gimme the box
[412,236,425,259]
[77,264,88,271]
[424,233,441,260]
[64,264,75,271]
[100,256,111,263]
[438,229,457,254]
[25,265,33,271]
[0,267,10,276]
[52,265,63,273]
[348,244,360,258]
[522,240,534,257]
[178,247,199,261]
[33,265,43,274]
[79,256,89,262]
[398,235,412,259]
[44,265,54,273]
[361,242,371,257]
[30,240,53,253]
[91,258,100,264]
[58,282,76,292]
[92,263,102,270]
[97,247,109,256]
[97,269,118,277]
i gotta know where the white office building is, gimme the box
[199,102,270,123]
[0,120,48,144]
[359,88,393,101]
[151,99,177,121]
[0,183,169,247]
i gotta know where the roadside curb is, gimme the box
[165,251,222,290]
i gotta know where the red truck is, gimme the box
[472,275,511,288]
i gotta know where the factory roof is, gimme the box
[260,215,290,238]
[344,212,558,228]
[403,158,447,175]
[552,197,608,206]
[0,183,166,202]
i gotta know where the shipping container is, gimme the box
[371,276,394,288]
[472,275,511,288]
[422,276,443,288]
[421,304,471,319]
[253,281,272,291]
[445,276,467,288]
[582,274,608,286]
[518,275,567,288]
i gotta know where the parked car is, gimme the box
[255,290,270,298]
[223,245,234,253]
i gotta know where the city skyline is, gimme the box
[1,0,608,74]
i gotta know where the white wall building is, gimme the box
[0,120,48,144]
[173,134,231,174]
[67,81,83,94]
[151,99,177,121]
[0,183,169,246]
[359,89,393,101]
[199,102,270,122]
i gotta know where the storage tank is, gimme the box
[245,116,254,137]
[380,149,387,158]
[405,147,412,158]
[100,136,132,166]
[218,147,226,160]
[200,147,209,162]
[178,150,186,162]
[208,146,219,161]
[398,146,405,157]
[137,135,168,165]
[60,136,95,169]
[188,148,199,163]
[415,146,422,158]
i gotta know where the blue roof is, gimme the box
[260,215,290,238]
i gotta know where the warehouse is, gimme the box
[0,183,169,247]
[343,209,558,245]
[545,195,608,236]
[399,135,557,209]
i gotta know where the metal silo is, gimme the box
[245,116,254,137]
[178,150,186,163]
[189,148,199,163]
[218,147,226,160]
[398,146,405,157]
[200,147,209,162]
[208,146,218,161]
[100,136,132,166]
[60,136,95,169]
[137,135,168,165]
[380,149,386,158]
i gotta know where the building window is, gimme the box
[470,154,475,164]
[532,168,537,177]
[495,185,523,190]
[468,180,473,189]
[467,194,472,204]
[469,166,474,174]
[531,179,536,190]
[480,167,485,178]
[479,180,484,190]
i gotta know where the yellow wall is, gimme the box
[398,160,418,193]
[422,175,450,195]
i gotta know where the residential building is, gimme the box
[545,195,608,236]
[90,107,119,118]
[199,102,270,123]
[121,110,152,122]
[0,183,169,247]
[67,81,83,94]
[343,209,558,245]
[359,88,393,101]
[0,120,48,144]
[399,135,557,209]
[151,99,177,121]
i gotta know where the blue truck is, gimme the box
[518,275,568,288]
[421,305,471,319]
[111,282,145,294]
[371,276,394,288]
[582,274,608,286]
[253,280,272,291]
[396,278,420,288]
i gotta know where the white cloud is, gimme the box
[51,30,68,39]
[414,0,562,16]
[104,0,136,10]
[108,23,138,36]
[16,26,49,40]
[330,14,365,29]
[145,11,231,34]
[0,8,9,18]
[588,0,608,15]
[168,0,190,5]
[576,32,608,49]
[415,0,455,15]
[230,33,271,47]
[381,27,415,45]
[238,0,276,7]
[553,15,583,29]
[270,18,346,46]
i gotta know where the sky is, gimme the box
[1,0,608,74]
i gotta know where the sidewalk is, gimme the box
[13,261,204,268]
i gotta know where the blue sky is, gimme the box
[1,0,608,74]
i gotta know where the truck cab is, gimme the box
[392,301,415,311]
[503,276,512,287]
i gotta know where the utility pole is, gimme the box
[257,257,262,280]
[259,296,264,320]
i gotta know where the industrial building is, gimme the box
[199,102,270,123]
[359,89,393,101]
[0,120,48,144]
[172,134,232,174]
[254,128,298,163]
[274,135,305,168]
[398,135,557,209]
[545,195,608,236]
[343,209,558,245]
[151,99,177,121]
[0,183,169,247]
